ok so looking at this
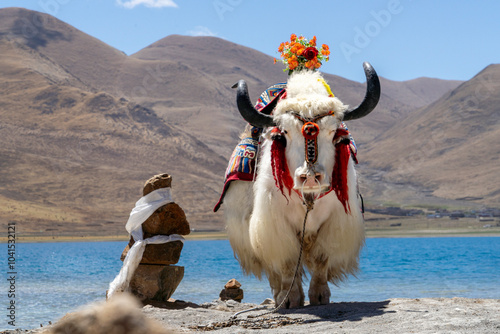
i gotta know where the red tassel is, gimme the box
[271,139,294,199]
[334,128,349,139]
[332,141,350,213]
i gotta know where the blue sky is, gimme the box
[1,0,499,82]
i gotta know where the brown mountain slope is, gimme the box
[132,34,415,146]
[0,7,127,93]
[379,77,462,108]
[362,64,500,205]
[0,37,228,234]
[1,7,485,237]
[1,8,461,154]
[132,34,288,94]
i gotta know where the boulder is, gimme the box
[143,173,172,196]
[219,279,244,302]
[129,264,184,302]
[116,173,189,303]
[141,174,190,236]
[219,288,244,303]
[121,238,183,265]
[142,203,190,236]
[225,278,242,289]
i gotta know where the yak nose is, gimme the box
[299,169,323,187]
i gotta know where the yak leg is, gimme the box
[224,182,264,276]
[308,255,331,305]
[268,271,281,303]
[275,265,304,308]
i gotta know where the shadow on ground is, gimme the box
[278,300,392,323]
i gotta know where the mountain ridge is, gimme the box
[3,7,496,237]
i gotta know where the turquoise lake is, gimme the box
[1,237,499,330]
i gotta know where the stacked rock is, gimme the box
[219,278,244,302]
[120,173,190,302]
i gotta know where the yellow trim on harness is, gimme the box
[318,78,335,97]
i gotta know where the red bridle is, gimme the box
[270,111,351,213]
[292,110,334,165]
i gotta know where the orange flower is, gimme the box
[290,42,305,56]
[309,36,317,47]
[274,58,277,64]
[288,55,299,70]
[276,35,330,72]
[305,58,322,70]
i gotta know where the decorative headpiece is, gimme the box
[275,34,330,74]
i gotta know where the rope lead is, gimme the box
[231,202,313,319]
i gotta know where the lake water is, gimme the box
[1,237,499,330]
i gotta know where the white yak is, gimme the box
[217,63,380,308]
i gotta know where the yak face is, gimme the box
[232,62,380,204]
[269,71,347,199]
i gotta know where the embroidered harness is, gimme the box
[214,84,357,213]
[292,110,335,165]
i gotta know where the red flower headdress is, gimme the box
[275,34,331,74]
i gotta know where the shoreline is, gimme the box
[1,228,499,243]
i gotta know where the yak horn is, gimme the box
[343,62,381,121]
[233,80,276,128]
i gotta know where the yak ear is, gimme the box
[342,62,380,121]
[233,80,276,128]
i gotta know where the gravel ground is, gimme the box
[5,297,499,334]
[143,297,500,333]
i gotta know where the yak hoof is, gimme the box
[276,288,304,309]
[309,283,331,306]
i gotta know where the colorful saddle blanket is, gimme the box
[213,83,357,212]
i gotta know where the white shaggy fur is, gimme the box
[224,71,365,308]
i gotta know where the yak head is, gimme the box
[233,62,380,205]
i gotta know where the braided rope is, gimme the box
[231,201,313,319]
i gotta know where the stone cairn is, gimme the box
[219,278,244,302]
[120,173,190,302]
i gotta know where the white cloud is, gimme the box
[186,26,217,37]
[116,0,178,9]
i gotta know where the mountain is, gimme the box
[130,34,426,147]
[1,7,480,237]
[0,9,228,234]
[379,77,463,108]
[362,64,500,206]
